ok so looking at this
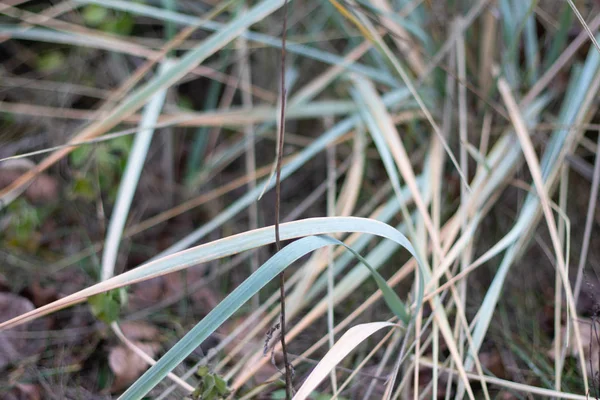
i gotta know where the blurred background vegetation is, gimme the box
[1,0,600,399]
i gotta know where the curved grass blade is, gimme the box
[292,322,395,400]
[0,217,423,330]
[119,230,423,399]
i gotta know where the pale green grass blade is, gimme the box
[101,60,174,282]
[349,86,404,206]
[293,322,395,400]
[0,216,423,329]
[521,0,540,84]
[0,25,152,57]
[119,235,340,399]
[499,0,520,86]
[184,54,230,181]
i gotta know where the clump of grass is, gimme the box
[0,1,600,399]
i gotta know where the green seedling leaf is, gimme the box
[88,288,127,324]
[202,374,215,398]
[4,199,41,245]
[214,375,228,395]
[37,51,65,72]
[83,4,108,26]
[101,13,135,36]
[196,366,209,377]
[71,175,96,200]
[192,368,230,400]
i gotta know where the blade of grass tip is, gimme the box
[232,211,458,394]
[101,60,175,282]
[497,72,589,393]
[320,236,412,323]
[293,322,396,400]
[0,0,288,210]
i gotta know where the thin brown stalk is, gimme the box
[275,0,293,398]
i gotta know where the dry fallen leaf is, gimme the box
[119,321,160,342]
[479,348,506,378]
[0,292,48,370]
[0,169,58,204]
[109,341,161,392]
[28,281,58,308]
[128,268,218,311]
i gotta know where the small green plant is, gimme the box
[3,198,42,248]
[191,366,230,400]
[69,135,132,200]
[36,51,66,72]
[82,4,134,35]
[88,288,128,324]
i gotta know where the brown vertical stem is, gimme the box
[275,0,292,398]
